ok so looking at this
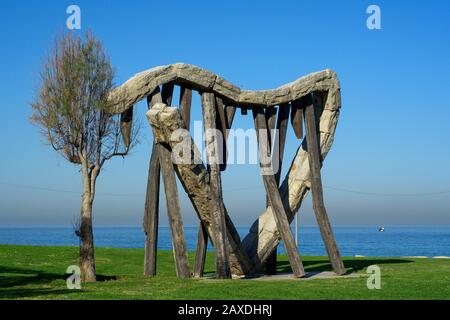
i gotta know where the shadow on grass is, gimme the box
[0,288,80,299]
[0,265,116,299]
[275,258,414,274]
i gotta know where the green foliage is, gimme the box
[30,31,131,167]
[1,245,449,300]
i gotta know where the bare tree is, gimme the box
[31,31,138,282]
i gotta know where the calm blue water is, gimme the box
[0,225,449,257]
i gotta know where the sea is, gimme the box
[0,225,449,257]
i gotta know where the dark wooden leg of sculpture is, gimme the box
[254,109,305,278]
[143,143,161,276]
[158,143,191,278]
[265,103,290,275]
[143,88,163,276]
[202,92,231,279]
[264,107,278,275]
[193,222,208,278]
[304,93,346,275]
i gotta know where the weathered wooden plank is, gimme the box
[274,103,290,184]
[253,108,305,278]
[265,107,277,154]
[264,106,279,275]
[179,87,192,130]
[161,82,175,106]
[158,143,191,278]
[143,88,163,276]
[225,105,237,133]
[303,93,346,275]
[120,106,133,149]
[143,142,161,276]
[202,92,231,279]
[265,103,290,274]
[290,99,303,139]
[215,96,228,172]
[193,221,208,278]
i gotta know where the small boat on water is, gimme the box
[378,226,385,232]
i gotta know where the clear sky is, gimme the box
[0,0,449,227]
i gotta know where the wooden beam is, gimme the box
[215,96,228,172]
[303,93,346,275]
[161,82,175,106]
[202,92,231,279]
[265,103,290,275]
[179,87,192,130]
[193,221,208,278]
[158,143,191,278]
[291,99,303,139]
[274,103,290,184]
[120,106,133,149]
[225,105,237,134]
[143,88,163,276]
[264,106,279,275]
[143,142,161,276]
[253,108,305,278]
[265,107,277,153]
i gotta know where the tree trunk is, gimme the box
[79,166,97,282]
[80,196,96,282]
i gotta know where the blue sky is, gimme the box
[0,0,449,226]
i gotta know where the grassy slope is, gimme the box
[0,245,449,300]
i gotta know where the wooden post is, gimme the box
[202,92,231,279]
[253,108,305,278]
[290,99,303,139]
[225,105,237,134]
[215,96,228,172]
[143,88,163,276]
[143,142,161,276]
[179,87,192,129]
[303,93,346,275]
[265,103,290,275]
[120,106,133,149]
[193,222,208,278]
[158,143,191,278]
[264,107,278,275]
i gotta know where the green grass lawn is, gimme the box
[0,244,449,299]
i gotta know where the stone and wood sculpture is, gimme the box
[108,63,345,278]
